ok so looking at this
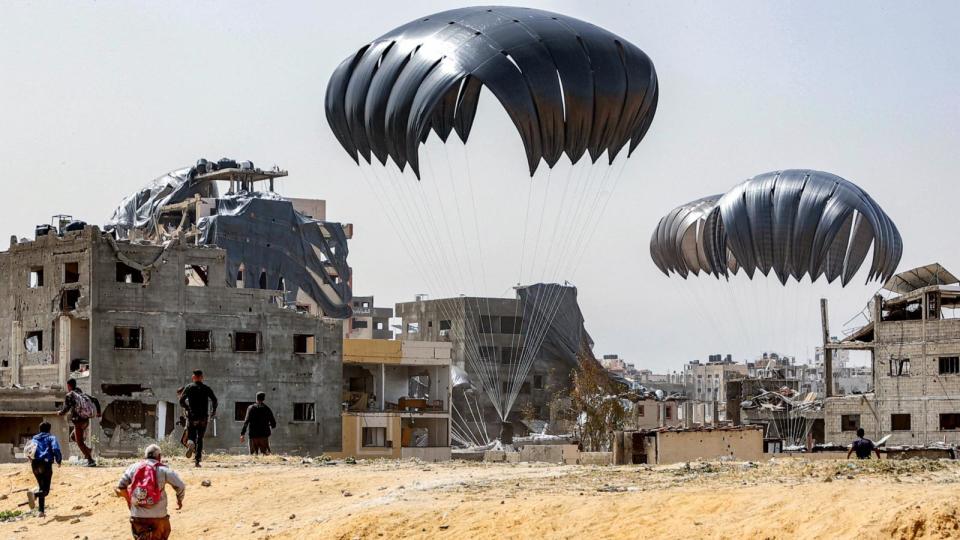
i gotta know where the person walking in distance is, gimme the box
[847,427,882,460]
[56,378,101,466]
[116,444,185,540]
[178,369,218,467]
[240,391,277,455]
[25,421,62,518]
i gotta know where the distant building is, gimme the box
[345,295,393,340]
[600,354,632,375]
[683,356,748,405]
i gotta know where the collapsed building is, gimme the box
[395,284,597,444]
[0,159,353,458]
[822,263,960,447]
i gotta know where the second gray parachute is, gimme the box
[650,169,902,285]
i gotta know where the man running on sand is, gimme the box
[178,369,218,467]
[25,421,62,518]
[57,378,101,466]
[116,444,185,540]
[240,391,277,455]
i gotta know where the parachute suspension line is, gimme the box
[378,156,503,431]
[508,162,592,407]
[507,157,626,416]
[451,396,484,447]
[506,167,559,409]
[464,383,492,444]
[566,154,629,280]
[508,167,554,386]
[416,151,510,424]
[437,145,504,421]
[509,161,624,408]
[490,170,537,422]
[453,143,505,435]
[357,164,490,445]
[503,161,588,420]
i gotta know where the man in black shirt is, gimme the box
[178,369,218,467]
[847,428,881,459]
[240,392,277,455]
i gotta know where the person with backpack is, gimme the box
[116,444,185,540]
[240,391,277,455]
[25,421,62,518]
[57,378,101,466]
[178,369,218,467]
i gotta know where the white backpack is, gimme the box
[23,439,38,460]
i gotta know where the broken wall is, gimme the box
[88,234,343,456]
[653,428,764,464]
[0,227,94,388]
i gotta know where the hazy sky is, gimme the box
[2,1,958,372]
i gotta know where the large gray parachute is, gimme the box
[325,5,658,178]
[651,170,902,286]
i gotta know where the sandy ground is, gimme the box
[1,454,959,539]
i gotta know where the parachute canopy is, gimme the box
[651,170,902,285]
[325,6,659,177]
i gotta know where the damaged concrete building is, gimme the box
[338,338,452,461]
[822,263,960,447]
[395,284,596,443]
[0,159,353,458]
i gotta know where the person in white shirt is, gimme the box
[116,444,185,540]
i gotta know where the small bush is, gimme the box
[0,509,22,522]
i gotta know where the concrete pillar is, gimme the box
[712,401,719,427]
[658,402,666,428]
[57,315,70,386]
[612,430,624,465]
[683,402,693,428]
[11,321,22,385]
[157,401,167,440]
[820,298,833,397]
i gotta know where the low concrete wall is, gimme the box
[771,451,852,461]
[452,450,485,461]
[519,444,578,464]
[483,450,520,463]
[401,447,451,462]
[656,429,763,464]
[577,452,613,465]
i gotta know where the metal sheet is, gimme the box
[883,263,959,294]
[325,6,658,178]
[106,165,353,319]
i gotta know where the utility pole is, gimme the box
[820,298,833,398]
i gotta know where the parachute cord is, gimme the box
[457,142,504,429]
[506,167,555,400]
[359,163,503,440]
[439,144,504,420]
[387,154,505,421]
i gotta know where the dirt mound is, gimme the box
[881,501,960,540]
